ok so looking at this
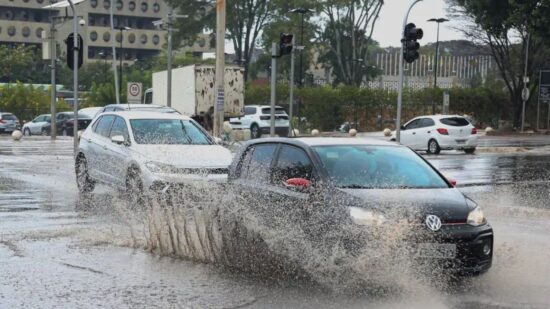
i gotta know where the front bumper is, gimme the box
[143,170,228,192]
[437,135,478,150]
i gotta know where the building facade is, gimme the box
[0,0,212,64]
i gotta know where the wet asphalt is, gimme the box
[0,135,549,309]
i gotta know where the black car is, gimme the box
[43,112,93,136]
[228,137,493,275]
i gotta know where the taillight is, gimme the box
[471,128,477,135]
[0,120,5,124]
[259,115,270,120]
[437,128,449,135]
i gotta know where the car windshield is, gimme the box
[440,117,470,126]
[261,107,286,115]
[313,145,448,189]
[130,119,212,145]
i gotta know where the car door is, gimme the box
[86,115,115,182]
[415,118,436,150]
[240,106,256,129]
[104,116,131,187]
[400,119,421,149]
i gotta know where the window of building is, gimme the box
[21,12,29,21]
[36,0,44,4]
[140,34,147,44]
[36,28,43,38]
[103,31,111,42]
[152,34,159,45]
[88,16,95,26]
[128,33,136,44]
[116,0,123,10]
[33,12,43,22]
[153,2,160,12]
[90,0,97,8]
[22,27,30,37]
[129,1,135,11]
[7,26,16,37]
[141,2,148,12]
[90,31,98,41]
[103,0,110,10]
[4,11,14,20]
[116,32,122,43]
[88,49,96,59]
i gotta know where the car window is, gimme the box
[419,118,435,128]
[244,107,256,115]
[33,116,43,123]
[130,119,212,145]
[261,107,286,115]
[272,145,314,185]
[1,114,16,120]
[404,119,420,130]
[104,107,114,112]
[110,116,129,140]
[440,117,470,126]
[44,116,51,123]
[240,144,277,183]
[314,145,448,189]
[94,115,115,137]
[91,116,102,132]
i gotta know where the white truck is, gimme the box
[144,65,245,130]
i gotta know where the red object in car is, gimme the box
[285,178,310,188]
[448,178,457,187]
[471,128,477,134]
[437,128,449,135]
[0,119,5,124]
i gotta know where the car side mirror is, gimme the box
[284,178,310,192]
[111,135,126,145]
[400,125,406,130]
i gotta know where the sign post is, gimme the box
[443,92,450,114]
[537,70,550,130]
[127,82,142,103]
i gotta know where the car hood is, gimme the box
[336,188,472,222]
[132,144,233,168]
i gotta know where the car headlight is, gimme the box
[145,161,177,174]
[467,206,486,226]
[349,207,386,226]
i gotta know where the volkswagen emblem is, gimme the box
[425,215,442,231]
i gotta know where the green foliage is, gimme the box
[0,45,49,84]
[0,83,71,121]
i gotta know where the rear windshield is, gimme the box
[1,114,16,120]
[261,107,286,115]
[440,117,469,126]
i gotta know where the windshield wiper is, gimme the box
[338,184,375,189]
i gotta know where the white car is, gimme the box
[229,105,289,139]
[76,111,233,199]
[394,115,478,154]
[22,114,51,136]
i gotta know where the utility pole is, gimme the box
[213,0,226,137]
[270,42,277,137]
[167,11,174,108]
[110,1,120,104]
[521,34,530,132]
[68,0,79,155]
[428,18,449,115]
[289,37,296,137]
[49,19,57,140]
[396,0,423,143]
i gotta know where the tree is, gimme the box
[319,0,383,86]
[448,0,550,127]
[0,45,49,84]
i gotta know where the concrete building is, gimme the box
[0,0,213,64]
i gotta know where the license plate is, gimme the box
[415,243,456,259]
[456,139,466,144]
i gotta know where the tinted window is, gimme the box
[130,119,211,145]
[44,116,51,122]
[404,119,421,130]
[419,118,435,128]
[261,107,286,115]
[110,116,129,140]
[1,114,16,120]
[94,115,115,137]
[34,116,44,122]
[104,107,114,112]
[314,145,448,189]
[273,145,313,185]
[440,117,470,126]
[241,144,277,183]
[244,106,256,115]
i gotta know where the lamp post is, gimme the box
[116,26,131,92]
[98,51,107,83]
[289,8,314,123]
[427,18,449,115]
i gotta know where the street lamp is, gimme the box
[427,18,449,114]
[116,26,131,91]
[289,8,314,122]
[98,51,108,83]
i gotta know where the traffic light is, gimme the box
[279,33,293,56]
[65,33,83,70]
[403,23,423,63]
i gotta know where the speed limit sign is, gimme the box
[127,82,142,103]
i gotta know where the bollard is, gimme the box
[311,129,320,136]
[11,130,23,141]
[383,128,392,137]
[349,129,357,137]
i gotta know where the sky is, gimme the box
[371,0,465,47]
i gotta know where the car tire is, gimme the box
[464,148,476,154]
[23,128,31,136]
[75,155,95,194]
[427,139,441,155]
[126,167,146,208]
[62,128,68,136]
[250,123,260,139]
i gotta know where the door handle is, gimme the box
[427,131,431,133]
[412,132,416,135]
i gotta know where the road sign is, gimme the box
[522,87,530,102]
[539,71,550,104]
[127,82,142,103]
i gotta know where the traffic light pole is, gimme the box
[396,0,423,143]
[270,42,277,137]
[68,0,79,155]
[213,0,226,137]
[289,36,296,137]
[49,19,57,140]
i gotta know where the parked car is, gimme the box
[76,111,233,202]
[95,104,179,117]
[22,114,51,136]
[393,115,478,154]
[0,112,20,133]
[42,112,93,136]
[229,105,289,139]
[228,137,493,275]
[78,107,103,119]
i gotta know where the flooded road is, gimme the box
[0,136,549,308]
